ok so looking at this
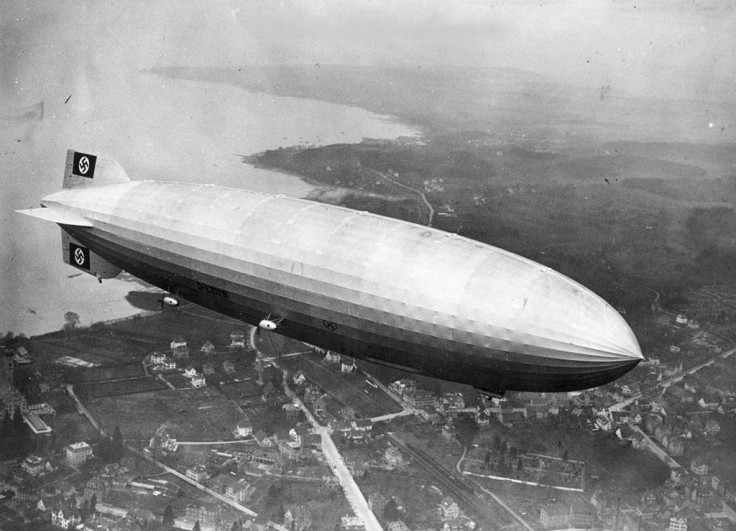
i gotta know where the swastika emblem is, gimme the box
[78,156,90,175]
[74,247,86,266]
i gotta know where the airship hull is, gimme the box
[22,150,642,394]
[57,188,641,395]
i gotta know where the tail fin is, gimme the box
[63,149,130,189]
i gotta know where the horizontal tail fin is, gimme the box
[63,149,130,189]
[16,207,93,227]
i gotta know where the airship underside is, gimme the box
[20,151,643,395]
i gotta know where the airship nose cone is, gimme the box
[531,268,644,364]
[538,270,644,367]
[474,255,644,368]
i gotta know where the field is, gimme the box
[86,387,248,442]
[77,377,167,398]
[279,353,402,419]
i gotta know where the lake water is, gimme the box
[1,72,419,337]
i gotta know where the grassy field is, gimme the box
[77,377,167,398]
[86,387,248,442]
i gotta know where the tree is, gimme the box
[80,499,90,520]
[562,449,569,462]
[162,505,174,527]
[383,498,399,522]
[63,312,80,337]
[112,425,124,460]
[90,493,97,515]
[193,521,201,531]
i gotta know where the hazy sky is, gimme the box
[2,0,735,107]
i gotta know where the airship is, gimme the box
[19,150,642,396]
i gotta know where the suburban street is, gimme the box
[249,326,382,531]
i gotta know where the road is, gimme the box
[659,346,736,389]
[366,167,434,227]
[249,326,382,531]
[611,345,736,412]
[370,410,414,423]
[132,446,258,518]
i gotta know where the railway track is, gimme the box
[388,434,510,530]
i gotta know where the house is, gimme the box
[185,504,221,527]
[149,351,166,365]
[705,419,721,436]
[225,478,255,503]
[691,458,709,476]
[64,441,93,468]
[283,403,301,421]
[186,464,208,482]
[290,424,311,446]
[234,420,252,438]
[668,437,684,456]
[262,381,275,398]
[324,351,341,364]
[439,497,459,519]
[293,370,307,386]
[352,419,372,432]
[161,359,176,370]
[341,358,357,373]
[251,448,279,467]
[200,340,216,354]
[13,346,31,364]
[85,477,109,502]
[22,455,47,476]
[171,336,189,358]
[540,504,569,528]
[229,330,246,349]
[403,388,437,409]
[302,433,322,449]
[278,439,299,460]
[254,430,272,447]
[284,505,312,531]
[570,500,596,527]
[183,366,197,378]
[669,517,688,531]
[51,503,81,529]
[384,445,403,466]
[441,423,456,441]
[191,374,206,388]
[37,496,61,513]
[346,459,368,478]
[341,515,366,530]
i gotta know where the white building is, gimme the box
[64,442,93,468]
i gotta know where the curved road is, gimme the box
[366,168,434,227]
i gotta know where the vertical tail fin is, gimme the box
[63,149,130,189]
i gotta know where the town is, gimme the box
[1,280,736,531]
